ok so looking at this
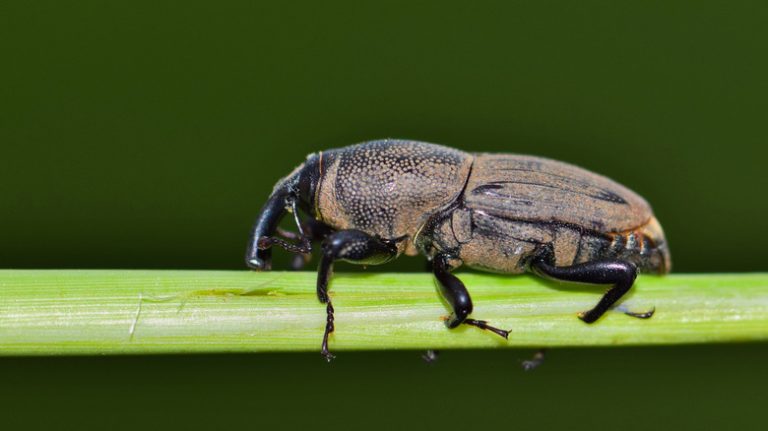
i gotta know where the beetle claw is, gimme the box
[624,306,656,319]
[463,318,510,340]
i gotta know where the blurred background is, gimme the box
[1,1,766,429]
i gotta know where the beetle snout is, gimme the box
[246,244,273,271]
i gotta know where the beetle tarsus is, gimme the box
[623,306,655,319]
[320,302,335,362]
[257,236,312,254]
[532,257,638,324]
[463,318,510,339]
[277,220,336,269]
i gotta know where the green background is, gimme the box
[1,1,766,430]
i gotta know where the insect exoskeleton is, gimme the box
[246,139,670,360]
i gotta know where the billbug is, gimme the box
[246,139,670,360]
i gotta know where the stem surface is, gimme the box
[0,270,766,355]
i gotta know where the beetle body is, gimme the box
[418,152,670,275]
[247,139,670,359]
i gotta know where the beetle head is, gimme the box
[245,153,322,270]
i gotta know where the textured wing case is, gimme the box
[465,154,652,233]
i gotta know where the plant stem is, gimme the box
[0,270,766,355]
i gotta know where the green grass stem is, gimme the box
[0,270,766,355]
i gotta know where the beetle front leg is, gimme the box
[530,256,654,323]
[432,254,510,339]
[258,197,337,270]
[316,229,400,361]
[256,197,313,256]
[276,218,335,270]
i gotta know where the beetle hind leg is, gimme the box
[432,254,510,339]
[530,256,653,323]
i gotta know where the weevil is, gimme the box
[246,139,670,360]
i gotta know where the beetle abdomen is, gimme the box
[430,210,669,274]
[424,153,670,274]
[465,154,651,232]
[316,140,473,251]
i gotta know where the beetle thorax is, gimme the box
[315,140,473,254]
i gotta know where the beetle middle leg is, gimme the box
[432,254,510,339]
[531,256,654,323]
[316,229,400,361]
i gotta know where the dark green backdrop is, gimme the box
[1,1,765,430]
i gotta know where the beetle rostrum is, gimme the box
[246,139,671,360]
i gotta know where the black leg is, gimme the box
[432,254,510,339]
[257,229,312,272]
[530,256,651,323]
[316,229,400,361]
[257,235,311,254]
[293,218,335,270]
[256,198,313,256]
